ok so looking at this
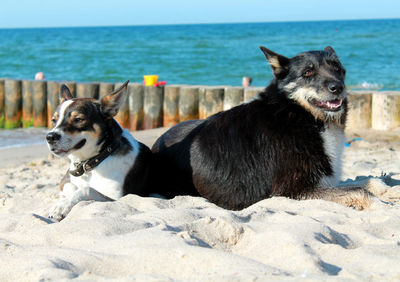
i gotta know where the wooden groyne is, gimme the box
[0,78,399,131]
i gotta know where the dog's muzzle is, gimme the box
[46,131,87,155]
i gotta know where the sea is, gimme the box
[0,19,399,90]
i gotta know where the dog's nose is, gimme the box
[46,132,61,144]
[328,81,344,94]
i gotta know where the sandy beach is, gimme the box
[1,127,400,281]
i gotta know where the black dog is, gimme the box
[151,46,375,210]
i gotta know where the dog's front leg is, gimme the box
[48,184,114,221]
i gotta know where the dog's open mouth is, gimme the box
[310,98,343,112]
[51,139,86,155]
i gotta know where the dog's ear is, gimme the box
[100,80,129,118]
[324,46,336,55]
[59,84,74,104]
[260,46,290,77]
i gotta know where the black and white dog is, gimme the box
[46,81,152,220]
[151,46,375,210]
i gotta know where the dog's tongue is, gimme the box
[328,99,342,106]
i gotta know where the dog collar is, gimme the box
[69,141,120,177]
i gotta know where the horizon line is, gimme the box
[0,17,398,30]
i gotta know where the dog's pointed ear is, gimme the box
[324,46,336,55]
[59,84,74,104]
[100,80,129,118]
[260,46,290,77]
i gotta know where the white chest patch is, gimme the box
[320,125,345,187]
[69,130,140,199]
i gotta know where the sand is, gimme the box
[1,128,400,281]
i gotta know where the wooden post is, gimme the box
[22,80,34,127]
[372,92,400,130]
[47,81,60,127]
[0,79,4,128]
[199,87,224,119]
[4,79,22,128]
[143,85,164,129]
[76,82,99,99]
[244,87,263,102]
[179,86,199,122]
[346,91,372,129]
[163,85,181,127]
[128,83,144,131]
[99,82,114,98]
[114,82,130,129]
[224,87,244,110]
[32,80,47,127]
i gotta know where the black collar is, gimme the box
[69,140,120,177]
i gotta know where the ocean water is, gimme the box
[0,19,399,90]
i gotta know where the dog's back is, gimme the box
[152,120,203,198]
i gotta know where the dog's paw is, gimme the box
[381,186,400,203]
[48,199,73,221]
[365,179,400,204]
[368,195,390,210]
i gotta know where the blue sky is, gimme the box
[0,0,398,28]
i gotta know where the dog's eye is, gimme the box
[73,118,85,123]
[51,118,57,124]
[303,69,313,77]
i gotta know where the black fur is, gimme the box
[123,142,153,196]
[152,46,348,210]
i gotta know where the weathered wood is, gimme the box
[0,79,5,128]
[163,85,181,127]
[224,87,244,110]
[32,80,47,127]
[99,82,114,98]
[179,86,199,122]
[372,92,400,130]
[128,83,144,131]
[76,82,99,99]
[4,78,400,133]
[114,82,130,129]
[143,85,164,129]
[244,87,263,101]
[346,91,372,129]
[22,81,34,127]
[4,79,22,128]
[199,87,224,119]
[47,81,60,128]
